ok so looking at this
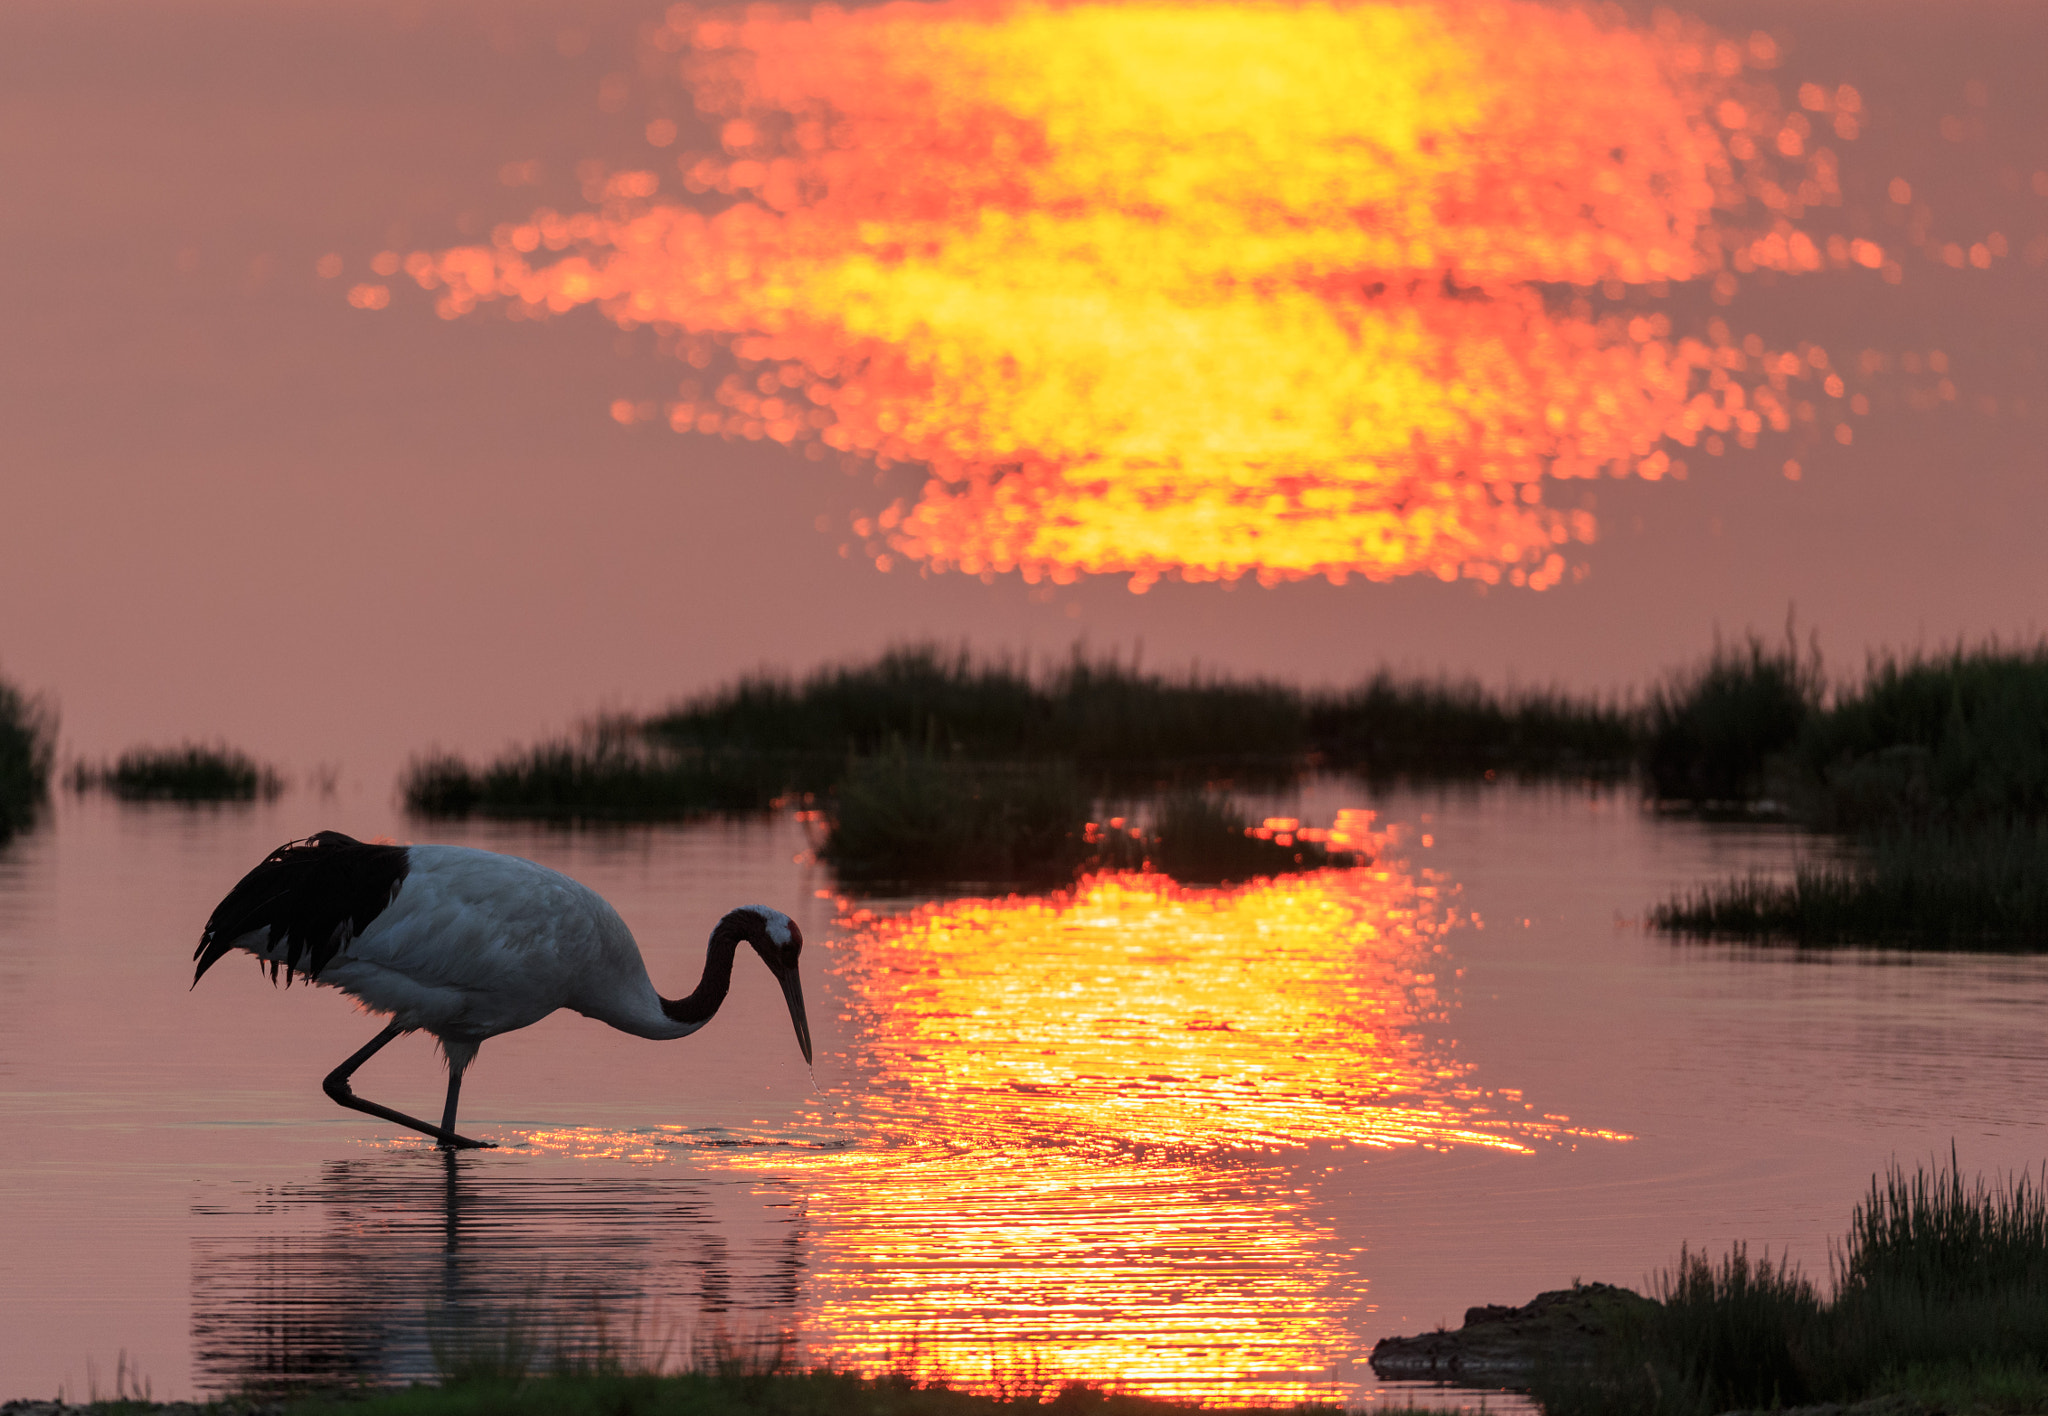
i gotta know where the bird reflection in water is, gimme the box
[189,1149,804,1393]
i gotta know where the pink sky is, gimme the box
[3,0,2045,793]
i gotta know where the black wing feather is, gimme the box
[194,831,410,987]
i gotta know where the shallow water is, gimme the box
[5,784,2048,1406]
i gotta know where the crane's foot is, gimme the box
[437,1131,497,1150]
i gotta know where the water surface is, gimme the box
[5,784,2046,1405]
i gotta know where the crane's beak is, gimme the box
[777,967,814,1067]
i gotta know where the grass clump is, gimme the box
[1801,643,2048,829]
[1534,1151,2048,1416]
[1136,792,1354,884]
[71,742,283,802]
[818,752,1366,888]
[1642,628,1823,806]
[819,751,1095,885]
[1309,672,1635,777]
[1653,820,2048,948]
[648,641,1631,784]
[271,1314,1409,1416]
[274,1369,1405,1416]
[404,724,789,821]
[412,643,1633,835]
[646,643,1307,778]
[1653,641,2048,948]
[0,669,56,841]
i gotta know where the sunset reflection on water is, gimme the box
[501,862,1619,1401]
[829,868,1594,1155]
[392,0,1880,591]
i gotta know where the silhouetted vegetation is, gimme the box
[1309,672,1635,777]
[1798,643,2048,829]
[0,669,56,840]
[1652,642,2048,947]
[1137,791,1351,884]
[819,751,1096,884]
[648,643,1637,781]
[1642,629,1823,806]
[1653,820,2048,948]
[404,728,785,822]
[1534,1152,2048,1416]
[390,1317,1404,1416]
[266,1374,1452,1416]
[646,644,1310,777]
[818,752,1363,888]
[70,742,282,802]
[410,644,1631,833]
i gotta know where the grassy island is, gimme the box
[1533,1152,2048,1416]
[403,644,1626,890]
[70,743,285,802]
[1648,641,2048,948]
[0,669,56,841]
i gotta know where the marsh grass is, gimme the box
[818,750,1360,888]
[1136,791,1350,884]
[411,644,1631,832]
[404,726,794,821]
[70,742,283,802]
[644,644,1309,778]
[1652,820,2048,947]
[0,669,56,840]
[647,642,1625,784]
[1652,642,2048,947]
[1642,628,1823,806]
[1309,672,1635,777]
[819,751,1095,885]
[364,1302,1421,1416]
[1800,643,2048,829]
[1534,1152,2048,1416]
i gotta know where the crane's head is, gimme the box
[727,905,813,1066]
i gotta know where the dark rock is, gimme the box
[1369,1281,1654,1383]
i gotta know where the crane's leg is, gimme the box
[439,1059,468,1141]
[322,1020,496,1150]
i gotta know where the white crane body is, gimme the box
[194,831,812,1148]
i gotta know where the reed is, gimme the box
[0,670,56,840]
[1651,820,2048,948]
[1308,672,1635,776]
[403,727,790,821]
[648,641,1620,782]
[292,1368,1399,1416]
[419,644,1633,830]
[1137,791,1350,884]
[818,750,1360,888]
[1533,1152,2048,1416]
[1642,629,1823,805]
[1648,642,2048,947]
[71,742,283,802]
[819,751,1096,885]
[1801,642,2048,829]
[646,643,1308,776]
[401,1309,1400,1416]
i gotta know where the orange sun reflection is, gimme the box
[830,869,1593,1154]
[502,864,1618,1402]
[400,0,1873,590]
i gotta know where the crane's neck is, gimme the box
[655,926,743,1035]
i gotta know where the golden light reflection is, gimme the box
[397,0,1876,589]
[831,868,1599,1153]
[493,862,1620,1402]
[801,866,1618,1397]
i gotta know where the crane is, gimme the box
[194,830,812,1149]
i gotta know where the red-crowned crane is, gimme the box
[194,831,812,1149]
